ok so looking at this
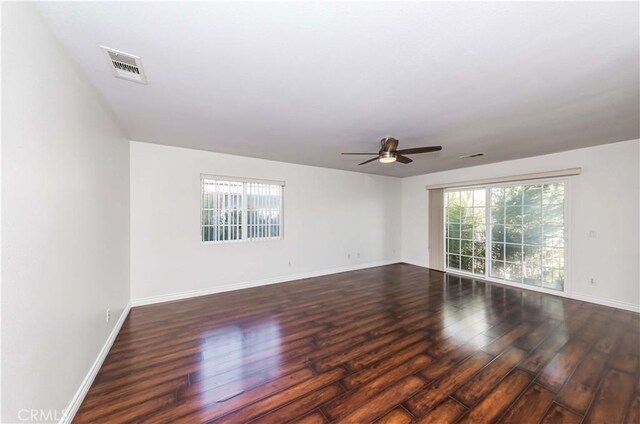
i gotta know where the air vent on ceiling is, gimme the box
[100,46,147,84]
[459,152,485,159]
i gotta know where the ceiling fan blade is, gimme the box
[341,152,379,155]
[395,146,442,155]
[396,154,413,164]
[382,137,399,152]
[359,157,379,165]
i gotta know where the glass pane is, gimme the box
[461,256,473,272]
[448,254,460,269]
[473,226,486,241]
[543,183,564,204]
[543,268,564,290]
[473,189,486,207]
[461,224,473,240]
[448,224,460,239]
[461,240,473,256]
[448,239,460,254]
[505,226,522,244]
[524,225,542,245]
[448,191,460,206]
[491,261,505,278]
[491,188,505,207]
[447,204,461,224]
[544,225,563,238]
[474,241,486,258]
[505,186,523,206]
[506,243,522,262]
[523,205,542,226]
[524,185,542,205]
[492,243,505,260]
[523,245,542,287]
[492,224,505,242]
[505,206,523,225]
[543,205,564,226]
[473,258,485,275]
[460,190,473,207]
[473,208,486,224]
[505,262,522,282]
[491,207,504,224]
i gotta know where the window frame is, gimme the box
[200,174,285,244]
[444,177,571,297]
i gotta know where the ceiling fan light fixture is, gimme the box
[379,156,397,164]
[379,151,397,163]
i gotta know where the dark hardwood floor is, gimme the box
[75,264,640,423]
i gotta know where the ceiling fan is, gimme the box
[341,137,442,165]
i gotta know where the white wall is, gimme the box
[401,139,640,311]
[130,141,401,302]
[1,3,130,422]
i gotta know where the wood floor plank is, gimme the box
[345,331,429,370]
[536,339,589,392]
[556,349,607,413]
[624,392,640,424]
[457,369,533,423]
[540,403,583,424]
[313,332,403,372]
[415,398,467,424]
[250,384,343,424]
[323,354,432,420]
[583,368,635,424]
[140,367,317,423]
[71,264,640,423]
[342,341,431,389]
[520,329,570,374]
[375,407,414,424]
[453,346,527,407]
[407,351,493,416]
[338,376,425,423]
[499,383,555,424]
[514,318,559,351]
[483,322,533,356]
[293,411,327,424]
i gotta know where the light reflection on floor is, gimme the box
[195,320,281,405]
[440,274,566,345]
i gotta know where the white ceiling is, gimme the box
[36,1,639,177]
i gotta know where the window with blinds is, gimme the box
[201,175,284,243]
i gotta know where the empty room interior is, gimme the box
[2,1,640,423]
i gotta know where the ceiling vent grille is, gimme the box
[100,46,147,84]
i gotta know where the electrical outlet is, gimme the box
[347,253,351,259]
[590,278,596,286]
[106,308,111,323]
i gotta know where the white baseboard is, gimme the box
[131,259,401,307]
[400,258,432,269]
[570,293,640,313]
[402,259,640,313]
[60,302,131,424]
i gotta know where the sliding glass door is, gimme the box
[445,189,486,276]
[445,181,567,292]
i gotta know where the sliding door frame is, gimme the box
[444,177,572,298]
